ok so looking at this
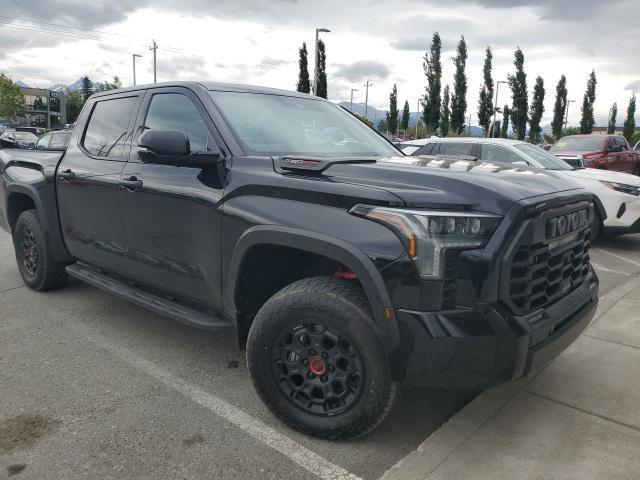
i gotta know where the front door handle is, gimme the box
[120,176,143,190]
[59,169,76,181]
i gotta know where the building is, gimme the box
[17,87,67,129]
[591,126,640,136]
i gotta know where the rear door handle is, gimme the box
[120,176,143,190]
[59,169,76,181]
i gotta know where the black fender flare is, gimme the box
[5,181,72,263]
[225,225,400,353]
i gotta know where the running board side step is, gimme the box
[66,263,233,331]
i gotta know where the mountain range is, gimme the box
[16,77,101,93]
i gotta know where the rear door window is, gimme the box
[82,96,138,159]
[439,142,473,156]
[479,144,524,164]
[50,132,69,149]
[414,143,436,156]
[36,133,51,149]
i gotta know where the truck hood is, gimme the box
[561,167,640,186]
[325,156,584,215]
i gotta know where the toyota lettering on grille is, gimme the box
[546,209,589,239]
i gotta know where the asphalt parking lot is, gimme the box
[1,228,639,480]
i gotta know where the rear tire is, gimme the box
[247,276,397,440]
[12,210,68,291]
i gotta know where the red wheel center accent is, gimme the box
[308,357,326,376]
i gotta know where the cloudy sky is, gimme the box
[1,0,639,127]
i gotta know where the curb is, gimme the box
[380,271,640,480]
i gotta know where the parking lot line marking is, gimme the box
[595,249,640,269]
[590,262,630,275]
[76,327,362,480]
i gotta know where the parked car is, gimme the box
[15,126,45,137]
[0,130,38,149]
[550,134,640,175]
[401,137,640,238]
[0,82,599,439]
[36,130,72,150]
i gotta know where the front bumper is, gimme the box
[392,270,598,388]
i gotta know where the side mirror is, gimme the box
[513,160,528,167]
[138,130,190,157]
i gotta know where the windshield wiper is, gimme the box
[276,156,378,173]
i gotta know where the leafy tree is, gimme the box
[81,75,94,102]
[450,35,468,134]
[377,117,388,132]
[98,76,122,92]
[579,70,597,134]
[0,73,25,120]
[528,76,545,145]
[507,47,528,140]
[386,84,399,134]
[315,40,327,99]
[477,46,494,137]
[65,90,84,123]
[401,100,410,131]
[607,102,617,134]
[563,126,580,137]
[422,32,442,134]
[440,85,451,137]
[551,75,567,140]
[501,105,510,138]
[630,130,640,148]
[623,95,636,142]
[296,42,311,94]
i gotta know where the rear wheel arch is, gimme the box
[226,226,400,352]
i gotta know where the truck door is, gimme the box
[615,136,633,173]
[56,92,142,273]
[120,87,226,308]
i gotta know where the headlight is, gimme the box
[350,205,501,278]
[600,181,640,197]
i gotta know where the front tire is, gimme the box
[247,276,397,440]
[12,210,68,291]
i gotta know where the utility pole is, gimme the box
[468,114,471,134]
[149,40,157,83]
[132,54,142,86]
[313,28,330,95]
[492,80,507,138]
[564,99,575,131]
[363,79,372,119]
[416,97,421,138]
[350,88,358,112]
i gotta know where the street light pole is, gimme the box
[363,79,372,118]
[491,80,507,138]
[313,27,330,95]
[564,99,575,131]
[132,54,142,86]
[350,88,358,112]
[416,97,421,138]
[149,40,157,83]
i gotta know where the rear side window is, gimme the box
[439,142,473,156]
[36,133,51,149]
[479,144,524,164]
[50,132,69,149]
[82,97,138,159]
[415,143,436,156]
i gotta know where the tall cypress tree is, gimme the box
[296,42,310,93]
[579,70,597,134]
[551,75,567,140]
[450,35,468,134]
[528,76,545,145]
[477,46,494,137]
[507,48,528,140]
[81,75,94,102]
[316,40,327,99]
[440,85,451,137]
[607,102,617,134]
[422,32,442,134]
[623,95,636,142]
[501,105,510,138]
[401,100,410,131]
[386,84,399,134]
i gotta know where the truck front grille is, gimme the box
[442,250,461,309]
[501,200,593,316]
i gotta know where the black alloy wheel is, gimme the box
[271,322,364,416]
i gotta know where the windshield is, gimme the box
[210,91,399,157]
[551,136,603,152]
[514,143,573,170]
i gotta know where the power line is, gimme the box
[0,15,124,38]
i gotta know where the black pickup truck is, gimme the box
[0,82,598,439]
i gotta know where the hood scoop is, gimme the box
[276,156,377,173]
